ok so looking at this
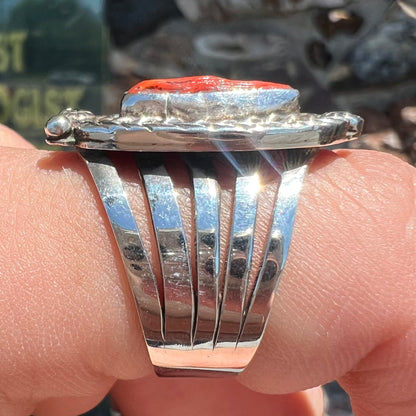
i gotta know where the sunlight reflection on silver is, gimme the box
[184,155,221,348]
[79,148,316,375]
[45,84,363,152]
[137,154,194,347]
[78,151,164,348]
[216,154,260,347]
[238,156,310,346]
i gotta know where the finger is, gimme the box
[339,323,416,416]
[0,147,414,415]
[239,150,416,415]
[0,124,35,149]
[110,376,324,416]
[0,148,151,416]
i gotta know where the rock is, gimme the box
[349,17,416,84]
[401,106,416,124]
[105,0,181,47]
[175,0,350,22]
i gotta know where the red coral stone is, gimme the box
[128,75,292,94]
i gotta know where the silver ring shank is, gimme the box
[80,148,313,376]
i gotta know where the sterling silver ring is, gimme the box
[45,76,363,376]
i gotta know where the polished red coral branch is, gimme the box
[128,75,292,94]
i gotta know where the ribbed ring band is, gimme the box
[80,148,314,376]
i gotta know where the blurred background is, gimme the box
[0,0,415,165]
[0,0,415,415]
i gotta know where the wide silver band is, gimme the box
[80,148,314,376]
[46,76,362,376]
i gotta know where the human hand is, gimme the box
[0,125,415,416]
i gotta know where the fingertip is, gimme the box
[0,147,150,407]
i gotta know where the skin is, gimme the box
[0,124,415,416]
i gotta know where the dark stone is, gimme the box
[105,0,182,47]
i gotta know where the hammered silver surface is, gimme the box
[45,108,362,151]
